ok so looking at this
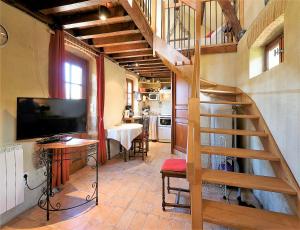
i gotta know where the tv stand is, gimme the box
[37,135,73,144]
[37,138,99,221]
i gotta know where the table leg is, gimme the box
[96,144,99,205]
[124,148,127,162]
[107,139,111,160]
[46,150,52,221]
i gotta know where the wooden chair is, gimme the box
[160,159,190,211]
[130,116,150,160]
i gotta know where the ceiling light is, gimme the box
[135,63,139,67]
[99,5,110,20]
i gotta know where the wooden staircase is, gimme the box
[147,1,300,229]
[185,84,300,229]
[153,15,300,230]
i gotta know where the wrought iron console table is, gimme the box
[37,138,99,221]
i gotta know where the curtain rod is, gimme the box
[64,32,100,57]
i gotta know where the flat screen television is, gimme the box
[17,97,87,140]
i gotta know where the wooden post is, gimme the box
[151,0,157,33]
[239,0,244,28]
[187,98,202,230]
[191,1,202,98]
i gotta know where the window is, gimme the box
[265,35,284,71]
[64,53,88,99]
[126,79,134,108]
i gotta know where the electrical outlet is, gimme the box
[23,172,28,180]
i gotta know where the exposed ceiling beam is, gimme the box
[217,0,243,41]
[95,40,147,48]
[105,48,152,54]
[134,69,170,73]
[93,33,143,47]
[119,0,153,47]
[118,58,161,64]
[77,29,139,40]
[128,65,167,70]
[112,50,153,59]
[122,62,163,67]
[2,0,54,25]
[40,0,117,15]
[63,15,132,29]
[103,43,150,53]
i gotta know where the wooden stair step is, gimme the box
[203,199,300,229]
[200,113,259,119]
[200,146,280,161]
[202,169,296,195]
[200,127,268,137]
[200,100,251,105]
[200,89,241,96]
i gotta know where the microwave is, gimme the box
[148,93,160,101]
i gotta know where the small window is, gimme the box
[126,79,134,108]
[265,35,284,71]
[64,53,87,99]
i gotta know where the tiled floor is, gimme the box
[3,142,235,230]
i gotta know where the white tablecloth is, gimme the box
[106,123,143,150]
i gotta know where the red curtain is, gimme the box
[48,30,69,187]
[97,54,107,164]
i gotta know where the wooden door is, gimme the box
[172,73,190,153]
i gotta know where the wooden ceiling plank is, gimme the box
[93,33,143,46]
[40,0,117,15]
[119,0,153,47]
[104,42,150,53]
[121,61,163,67]
[63,15,132,29]
[128,65,166,70]
[112,50,153,59]
[135,69,170,73]
[105,48,152,54]
[77,29,140,40]
[113,54,153,59]
[118,58,161,64]
[95,40,147,48]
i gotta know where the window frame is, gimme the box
[264,34,284,71]
[126,78,134,110]
[64,52,88,100]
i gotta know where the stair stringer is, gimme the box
[200,81,300,216]
[235,87,300,217]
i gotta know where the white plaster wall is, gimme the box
[103,58,139,157]
[0,2,50,225]
[236,0,300,185]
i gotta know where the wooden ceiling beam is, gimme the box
[119,0,153,47]
[77,29,140,39]
[103,43,150,53]
[128,65,167,70]
[118,58,161,64]
[135,69,170,73]
[217,0,243,41]
[93,33,143,47]
[121,61,163,67]
[112,50,153,59]
[75,21,136,39]
[63,15,132,29]
[95,40,147,48]
[105,48,152,54]
[40,0,117,15]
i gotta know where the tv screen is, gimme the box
[17,98,87,140]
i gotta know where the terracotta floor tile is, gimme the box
[2,142,235,230]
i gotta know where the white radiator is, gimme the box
[0,145,24,215]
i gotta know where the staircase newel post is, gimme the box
[187,98,202,230]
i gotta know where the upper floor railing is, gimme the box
[136,0,243,59]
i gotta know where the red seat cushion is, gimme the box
[161,159,186,172]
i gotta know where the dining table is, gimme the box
[106,123,143,161]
